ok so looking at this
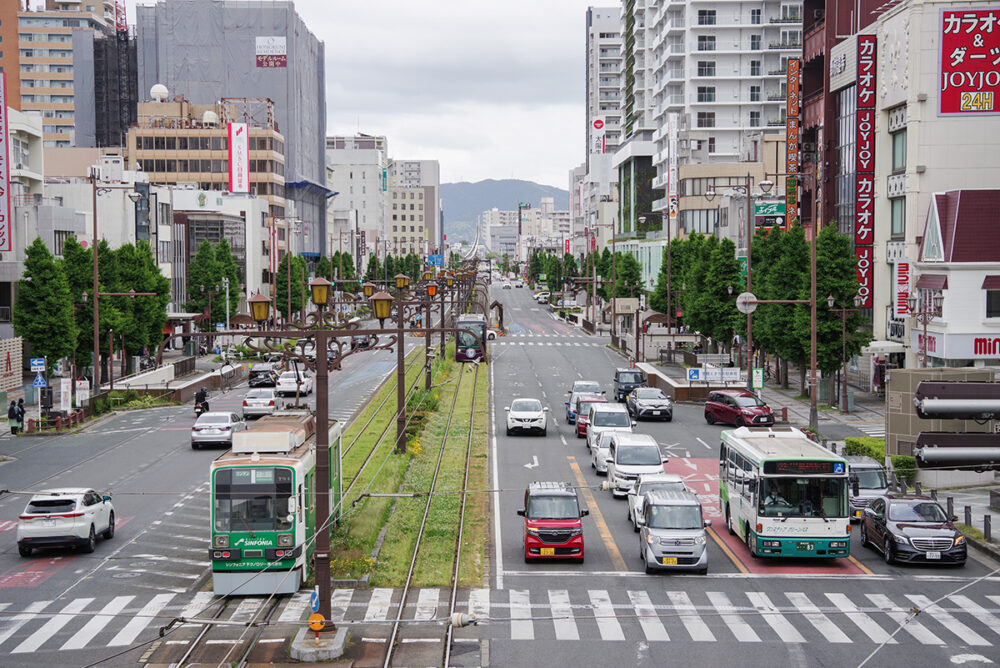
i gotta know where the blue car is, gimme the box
[564,391,595,424]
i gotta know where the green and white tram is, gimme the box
[719,426,851,558]
[210,411,341,596]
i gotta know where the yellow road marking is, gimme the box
[568,457,626,571]
[706,525,750,574]
[849,555,874,575]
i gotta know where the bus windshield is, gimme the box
[456,322,485,347]
[757,477,848,518]
[214,467,294,532]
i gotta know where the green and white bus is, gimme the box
[718,426,851,558]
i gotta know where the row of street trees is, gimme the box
[528,248,644,301]
[648,224,870,393]
[13,237,170,377]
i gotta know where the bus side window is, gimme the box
[719,444,728,480]
[298,484,303,519]
[742,462,756,500]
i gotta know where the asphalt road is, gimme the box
[484,283,1000,667]
[0,330,433,668]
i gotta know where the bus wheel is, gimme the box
[745,526,756,558]
[725,505,734,535]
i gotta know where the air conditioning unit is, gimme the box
[814,9,824,20]
[802,142,817,153]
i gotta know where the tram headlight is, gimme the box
[277,533,294,547]
[213,535,229,548]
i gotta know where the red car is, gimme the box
[518,482,588,562]
[575,394,608,438]
[704,389,775,427]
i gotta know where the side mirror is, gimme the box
[636,516,646,526]
[951,515,959,523]
[504,407,510,411]
[852,480,860,497]
[543,407,550,412]
[564,401,570,406]
[516,509,525,517]
[103,495,112,502]
[661,458,669,464]
[632,421,638,428]
[601,390,606,395]
[704,519,712,527]
[580,509,590,517]
[605,457,613,464]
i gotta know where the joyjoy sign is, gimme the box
[855,35,877,308]
[940,9,1000,114]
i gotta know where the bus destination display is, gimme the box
[763,460,843,475]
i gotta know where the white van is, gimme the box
[605,432,668,497]
[586,404,634,452]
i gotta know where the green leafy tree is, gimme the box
[384,255,396,283]
[758,226,810,390]
[617,252,643,298]
[111,242,170,357]
[528,252,544,283]
[60,236,122,368]
[700,238,743,348]
[13,238,77,370]
[315,255,331,281]
[679,234,716,336]
[275,252,305,320]
[214,238,240,322]
[364,253,381,282]
[596,248,613,301]
[185,240,221,319]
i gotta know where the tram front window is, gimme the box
[456,323,484,348]
[214,467,293,532]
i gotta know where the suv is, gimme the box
[517,481,588,562]
[248,363,279,387]
[704,390,774,427]
[613,368,647,402]
[636,489,710,574]
[535,292,550,304]
[17,489,116,556]
[586,403,633,450]
[847,455,889,521]
[605,432,668,498]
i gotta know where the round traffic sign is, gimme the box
[736,292,758,314]
[592,119,604,130]
[308,613,325,631]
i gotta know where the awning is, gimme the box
[862,340,906,355]
[915,274,948,290]
[982,276,1000,290]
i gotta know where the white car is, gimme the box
[502,281,512,290]
[17,488,115,556]
[505,398,549,436]
[591,429,630,475]
[627,473,689,531]
[276,371,313,397]
[243,388,278,418]
[487,329,498,341]
[514,279,525,288]
[535,292,550,304]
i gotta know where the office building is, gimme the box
[388,187,426,256]
[325,134,388,267]
[388,159,441,253]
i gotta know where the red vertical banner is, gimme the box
[855,35,877,308]
[785,58,801,229]
[227,123,249,194]
[0,73,11,252]
[564,239,570,254]
[940,9,1000,114]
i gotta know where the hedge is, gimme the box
[843,437,916,484]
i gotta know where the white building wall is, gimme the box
[587,7,623,162]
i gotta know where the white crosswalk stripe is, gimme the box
[0,601,48,649]
[588,589,624,641]
[747,592,806,643]
[277,591,311,624]
[12,598,93,654]
[415,588,440,621]
[510,590,534,640]
[707,591,760,642]
[667,591,715,641]
[825,593,896,644]
[629,590,669,641]
[786,592,851,643]
[365,588,393,621]
[906,594,990,646]
[468,588,490,621]
[330,588,353,622]
[854,422,886,437]
[61,596,134,650]
[549,589,578,640]
[951,595,1000,638]
[867,593,945,645]
[108,593,174,647]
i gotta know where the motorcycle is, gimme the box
[194,401,209,417]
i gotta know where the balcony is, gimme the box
[768,41,802,50]
[767,67,787,76]
[766,118,787,126]
[770,16,802,23]
[767,91,787,101]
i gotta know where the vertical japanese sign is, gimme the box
[564,239,570,254]
[940,9,1000,114]
[255,36,287,68]
[0,73,10,252]
[785,59,801,229]
[893,260,911,319]
[227,123,249,193]
[591,117,606,154]
[855,35,877,308]
[269,223,279,273]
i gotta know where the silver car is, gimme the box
[191,412,246,449]
[243,389,278,419]
[637,489,710,575]
[590,429,629,476]
[627,473,689,531]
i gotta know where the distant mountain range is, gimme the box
[441,179,569,244]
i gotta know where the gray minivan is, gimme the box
[636,489,710,574]
[847,455,889,521]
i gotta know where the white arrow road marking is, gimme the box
[524,455,539,469]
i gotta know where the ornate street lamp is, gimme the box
[422,270,432,282]
[426,282,438,298]
[248,292,271,325]
[446,275,454,288]
[371,291,393,328]
[362,282,376,299]
[309,276,332,308]
[394,273,410,291]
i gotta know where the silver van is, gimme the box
[605,432,667,498]
[586,403,634,452]
[636,489,710,574]
[847,455,889,521]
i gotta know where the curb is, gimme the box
[965,535,1000,562]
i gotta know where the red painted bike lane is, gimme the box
[665,457,868,575]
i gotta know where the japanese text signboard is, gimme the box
[894,260,911,319]
[855,35,877,308]
[0,74,10,252]
[941,9,1000,114]
[256,36,287,68]
[227,123,249,194]
[785,59,801,228]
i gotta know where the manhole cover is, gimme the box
[112,572,142,579]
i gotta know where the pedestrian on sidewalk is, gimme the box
[7,401,18,435]
[16,399,24,434]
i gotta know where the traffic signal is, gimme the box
[913,381,1000,471]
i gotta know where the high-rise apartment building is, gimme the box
[325,134,389,266]
[136,0,328,255]
[388,159,441,253]
[388,187,426,256]
[586,7,623,167]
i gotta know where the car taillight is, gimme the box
[19,515,35,520]
[192,427,202,432]
[221,426,231,431]
[269,400,275,406]
[243,400,248,406]
[53,512,84,518]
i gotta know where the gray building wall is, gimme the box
[136,0,327,253]
[72,30,97,148]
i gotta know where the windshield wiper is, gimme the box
[235,513,256,538]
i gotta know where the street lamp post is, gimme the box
[425,282,437,390]
[393,273,410,452]
[828,294,862,413]
[907,292,944,368]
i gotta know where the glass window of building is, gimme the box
[697,87,716,102]
[891,198,905,238]
[892,129,906,173]
[988,290,1000,318]
[750,85,760,102]
[697,35,716,51]
[750,110,761,127]
[697,112,715,128]
[834,85,858,237]
[751,8,762,24]
[751,34,761,50]
[750,60,761,76]
[698,10,716,25]
[697,61,715,76]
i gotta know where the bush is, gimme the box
[844,437,885,460]
[891,455,917,485]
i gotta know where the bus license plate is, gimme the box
[796,542,814,551]
[660,557,678,565]
[926,551,941,560]
[540,548,554,556]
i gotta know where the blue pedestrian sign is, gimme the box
[687,368,702,381]
[29,358,45,372]
[32,373,46,388]
[427,254,443,266]
[216,322,225,332]
[310,587,320,613]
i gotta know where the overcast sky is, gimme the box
[125,0,598,189]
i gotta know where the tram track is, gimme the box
[382,362,480,668]
[162,595,283,668]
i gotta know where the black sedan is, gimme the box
[625,387,673,421]
[860,494,966,565]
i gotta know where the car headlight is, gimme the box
[893,534,909,544]
[277,533,294,547]
[213,534,229,548]
[954,535,966,547]
[828,540,848,548]
[692,535,707,545]
[646,534,657,544]
[526,527,539,535]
